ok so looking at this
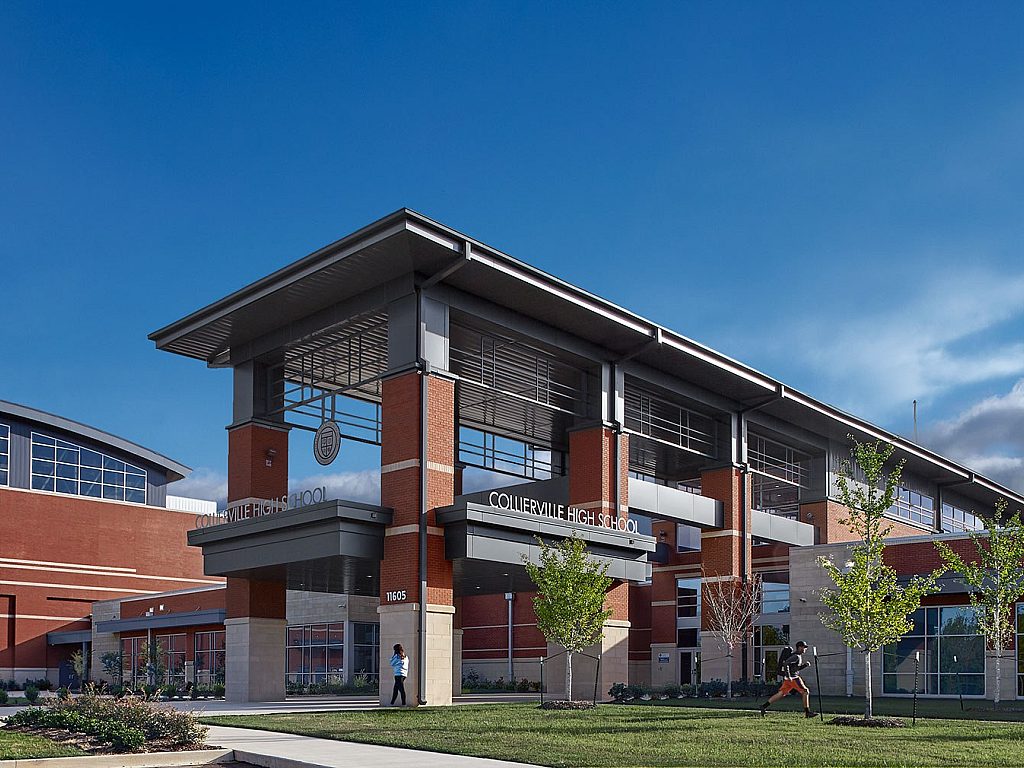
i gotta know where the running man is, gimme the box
[759,641,816,718]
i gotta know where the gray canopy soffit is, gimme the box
[95,609,227,634]
[437,502,655,597]
[187,500,392,596]
[149,208,1024,509]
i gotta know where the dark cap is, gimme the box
[795,641,808,649]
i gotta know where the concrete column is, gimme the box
[650,643,678,688]
[224,419,290,702]
[453,627,464,694]
[378,371,456,706]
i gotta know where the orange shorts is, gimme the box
[778,678,809,695]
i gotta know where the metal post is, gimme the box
[593,653,602,705]
[505,593,514,683]
[540,657,545,705]
[813,647,823,722]
[954,655,964,711]
[912,652,920,726]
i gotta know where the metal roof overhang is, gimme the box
[0,400,190,482]
[149,208,1024,507]
[437,501,654,596]
[186,500,392,596]
[47,630,92,645]
[95,609,226,634]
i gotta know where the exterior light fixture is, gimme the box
[265,448,277,467]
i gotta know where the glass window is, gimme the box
[30,432,147,504]
[352,622,380,680]
[753,624,790,681]
[676,578,700,619]
[286,622,345,685]
[761,572,790,614]
[194,630,226,686]
[883,606,985,696]
[887,486,935,527]
[155,634,186,685]
[676,524,702,553]
[121,636,147,688]
[0,423,9,486]
[942,502,983,533]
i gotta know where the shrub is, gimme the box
[0,689,8,704]
[212,683,225,698]
[6,690,207,753]
[24,685,39,703]
[662,683,684,698]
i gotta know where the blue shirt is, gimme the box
[390,653,409,677]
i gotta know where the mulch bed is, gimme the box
[540,700,597,711]
[4,725,213,754]
[829,716,907,728]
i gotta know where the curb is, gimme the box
[0,749,234,768]
[232,751,333,768]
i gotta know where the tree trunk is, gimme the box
[566,651,573,702]
[864,650,873,719]
[726,651,733,699]
[994,642,1002,707]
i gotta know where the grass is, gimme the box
[0,730,86,759]
[205,701,1024,767]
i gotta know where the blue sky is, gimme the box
[3,2,1024,503]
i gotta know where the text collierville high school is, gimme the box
[3,210,1022,704]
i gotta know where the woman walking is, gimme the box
[389,643,409,706]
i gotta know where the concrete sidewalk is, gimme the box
[207,724,528,768]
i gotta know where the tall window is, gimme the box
[194,630,226,685]
[754,624,790,681]
[1017,604,1023,699]
[942,502,982,533]
[760,572,790,614]
[352,622,380,680]
[31,433,147,503]
[676,578,701,619]
[0,424,8,486]
[883,606,985,695]
[748,433,809,519]
[286,623,344,685]
[888,486,935,527]
[156,634,186,685]
[121,636,147,687]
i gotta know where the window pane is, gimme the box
[32,459,54,476]
[125,489,145,504]
[126,473,146,489]
[81,482,102,497]
[103,470,125,486]
[80,449,101,467]
[56,446,78,463]
[56,479,77,494]
[81,467,101,482]
[32,475,54,491]
[103,456,126,471]
[56,462,78,479]
[32,444,55,460]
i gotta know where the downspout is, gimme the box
[611,362,622,520]
[416,289,429,705]
[735,386,785,681]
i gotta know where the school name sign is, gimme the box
[487,491,639,534]
[194,486,328,528]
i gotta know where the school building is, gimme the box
[3,210,1021,703]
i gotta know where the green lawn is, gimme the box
[0,730,86,759]
[205,702,1024,767]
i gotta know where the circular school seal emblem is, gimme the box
[313,420,341,466]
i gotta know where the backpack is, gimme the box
[776,646,794,676]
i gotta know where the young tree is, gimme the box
[523,535,613,701]
[701,569,763,699]
[935,498,1024,707]
[817,438,940,719]
[70,649,87,690]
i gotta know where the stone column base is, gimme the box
[224,617,286,702]
[379,603,454,707]
[544,619,631,701]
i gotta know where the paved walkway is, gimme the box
[207,724,528,768]
[0,693,537,719]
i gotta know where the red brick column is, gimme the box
[566,425,630,697]
[378,371,456,705]
[699,466,750,684]
[224,421,289,701]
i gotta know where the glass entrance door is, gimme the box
[680,651,693,685]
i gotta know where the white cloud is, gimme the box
[788,269,1024,416]
[167,467,382,507]
[292,468,381,505]
[168,469,227,506]
[923,379,1024,494]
